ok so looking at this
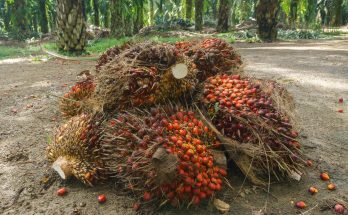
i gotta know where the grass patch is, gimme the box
[0,44,41,60]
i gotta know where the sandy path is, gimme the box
[0,39,347,215]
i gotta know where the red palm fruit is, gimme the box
[215,183,222,191]
[133,202,141,211]
[327,183,336,190]
[208,183,216,191]
[98,194,107,203]
[167,191,175,199]
[196,145,204,154]
[179,129,187,136]
[183,154,190,161]
[199,192,207,199]
[57,187,67,196]
[173,123,180,130]
[186,149,194,156]
[219,168,227,177]
[320,172,330,181]
[143,192,151,201]
[197,174,203,182]
[308,186,318,195]
[334,204,345,214]
[206,189,213,197]
[192,196,201,205]
[184,186,192,193]
[306,160,313,167]
[295,201,306,209]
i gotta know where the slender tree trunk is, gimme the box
[256,0,279,42]
[93,0,100,26]
[102,1,110,28]
[212,0,218,20]
[110,0,124,37]
[13,0,29,36]
[133,0,144,34]
[158,0,164,16]
[195,0,203,31]
[217,0,231,32]
[186,0,193,20]
[305,0,317,26]
[33,13,38,33]
[333,0,343,26]
[149,0,154,25]
[4,1,11,31]
[289,0,299,29]
[56,0,87,51]
[39,0,49,33]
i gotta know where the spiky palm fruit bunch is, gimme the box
[175,38,243,81]
[59,78,95,118]
[96,42,133,72]
[200,74,303,185]
[46,114,106,186]
[93,42,199,112]
[102,107,226,207]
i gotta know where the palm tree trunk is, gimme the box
[217,0,231,32]
[195,0,203,30]
[133,0,144,34]
[149,0,154,25]
[110,0,124,37]
[56,0,87,51]
[305,0,317,26]
[185,0,193,20]
[289,0,299,29]
[93,0,100,26]
[333,0,343,26]
[212,0,218,20]
[13,0,29,36]
[256,0,279,42]
[39,0,49,33]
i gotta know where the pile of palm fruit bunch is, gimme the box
[175,38,243,81]
[47,38,305,210]
[199,74,303,185]
[91,41,200,112]
[101,107,227,207]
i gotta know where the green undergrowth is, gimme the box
[0,44,41,60]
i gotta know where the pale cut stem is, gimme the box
[52,156,73,179]
[172,63,188,79]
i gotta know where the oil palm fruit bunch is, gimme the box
[46,113,107,186]
[102,107,226,207]
[175,38,243,81]
[200,74,303,185]
[93,42,198,112]
[59,77,95,118]
[96,42,133,72]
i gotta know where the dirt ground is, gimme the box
[0,38,347,215]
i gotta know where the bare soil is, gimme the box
[0,39,347,215]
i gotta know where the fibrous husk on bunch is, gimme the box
[175,38,243,81]
[199,74,304,185]
[46,113,107,186]
[93,42,199,112]
[96,42,133,72]
[59,77,95,118]
[101,106,227,207]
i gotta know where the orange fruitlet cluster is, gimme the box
[105,108,226,207]
[202,74,300,151]
[158,110,226,206]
